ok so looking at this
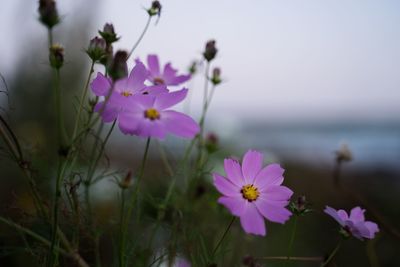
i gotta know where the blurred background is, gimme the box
[0,0,399,266]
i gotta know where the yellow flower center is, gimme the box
[241,184,259,202]
[144,108,160,120]
[121,91,132,97]
[154,77,165,85]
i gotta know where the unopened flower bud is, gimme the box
[100,43,114,67]
[38,0,60,29]
[147,1,162,17]
[119,171,133,189]
[188,60,198,75]
[99,23,119,44]
[335,143,352,162]
[203,40,217,62]
[211,67,222,85]
[205,132,219,154]
[290,195,312,216]
[49,44,64,69]
[108,50,128,81]
[86,37,106,62]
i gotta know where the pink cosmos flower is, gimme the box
[117,88,200,139]
[141,54,191,86]
[91,60,167,122]
[213,150,293,236]
[324,206,379,240]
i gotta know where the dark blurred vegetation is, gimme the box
[0,2,399,267]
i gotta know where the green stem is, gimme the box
[128,16,152,59]
[284,216,298,266]
[121,137,151,267]
[72,60,95,140]
[119,189,126,267]
[320,239,342,267]
[211,217,236,259]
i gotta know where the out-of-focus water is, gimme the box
[225,121,400,171]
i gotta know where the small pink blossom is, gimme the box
[324,206,379,240]
[213,150,293,236]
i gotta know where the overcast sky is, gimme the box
[1,0,400,123]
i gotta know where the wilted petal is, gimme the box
[241,150,263,184]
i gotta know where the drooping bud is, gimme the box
[290,195,312,216]
[119,171,133,189]
[203,40,217,62]
[205,132,219,154]
[49,44,64,69]
[38,0,60,29]
[335,143,352,162]
[86,37,106,62]
[99,23,119,44]
[147,1,162,17]
[211,67,222,85]
[107,50,128,81]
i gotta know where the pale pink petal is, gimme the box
[224,159,245,187]
[239,203,266,236]
[241,150,263,184]
[160,110,200,138]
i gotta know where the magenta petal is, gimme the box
[255,199,292,224]
[224,159,245,187]
[239,203,266,236]
[337,209,349,221]
[218,196,247,217]
[241,150,263,184]
[127,60,148,91]
[260,186,293,200]
[154,88,188,110]
[324,206,345,226]
[135,119,167,139]
[94,102,118,122]
[172,74,191,85]
[162,63,178,83]
[160,110,200,138]
[213,173,241,197]
[91,72,111,96]
[118,112,141,135]
[253,164,284,189]
[147,54,160,76]
[349,207,365,223]
[141,85,168,95]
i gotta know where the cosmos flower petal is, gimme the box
[162,63,178,82]
[324,206,346,226]
[118,112,142,135]
[147,54,160,76]
[218,196,247,217]
[154,88,188,110]
[241,150,263,184]
[253,163,284,189]
[160,110,200,138]
[260,186,293,201]
[337,210,349,221]
[172,75,191,85]
[349,207,365,223]
[255,199,292,224]
[141,85,169,95]
[134,119,167,139]
[239,204,266,236]
[213,173,241,197]
[364,221,379,238]
[224,159,245,187]
[91,72,112,96]
[127,60,148,91]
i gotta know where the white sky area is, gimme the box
[1,0,400,123]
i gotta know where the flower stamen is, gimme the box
[121,91,132,97]
[241,184,259,202]
[153,77,165,85]
[144,108,160,120]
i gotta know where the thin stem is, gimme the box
[320,239,342,267]
[121,137,151,266]
[258,256,323,262]
[211,217,236,259]
[72,60,95,140]
[48,29,53,47]
[284,216,298,266]
[128,16,152,59]
[119,189,126,267]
